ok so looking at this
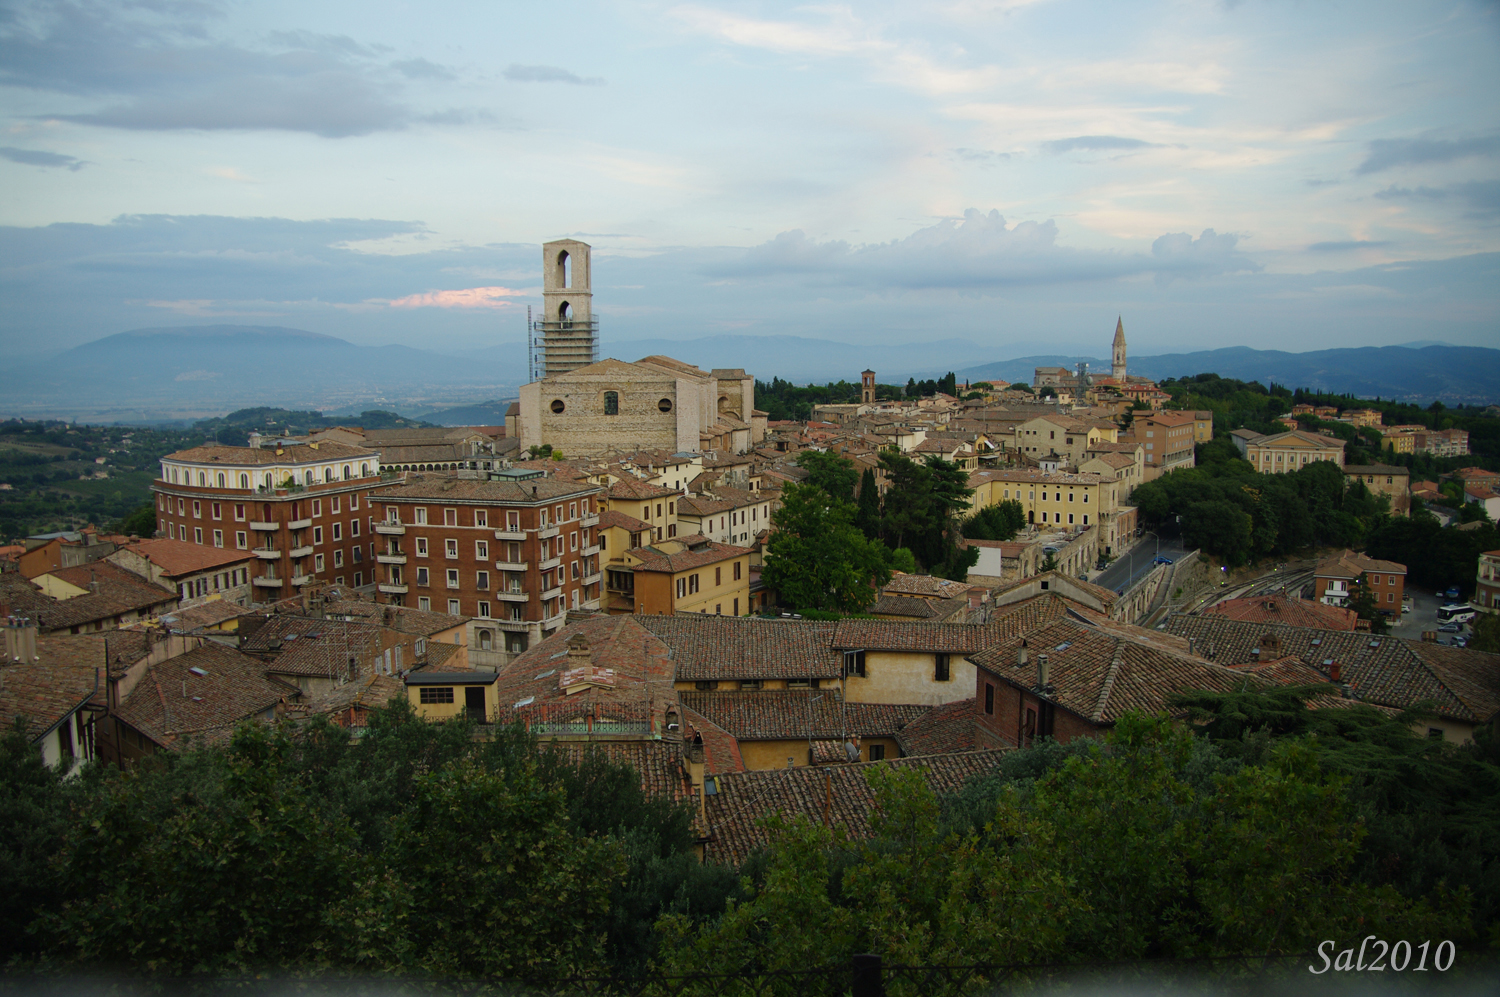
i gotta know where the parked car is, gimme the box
[1445,586,1461,600]
[1438,623,1463,633]
[1402,604,1412,614]
[1153,555,1174,565]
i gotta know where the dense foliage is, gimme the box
[1365,514,1500,598]
[1129,437,1391,565]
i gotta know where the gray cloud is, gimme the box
[705,209,1258,291]
[1044,135,1160,154]
[391,57,455,81]
[0,147,86,170]
[1356,134,1500,174]
[1375,181,1500,220]
[1,1,468,136]
[503,64,603,86]
[1307,239,1392,252]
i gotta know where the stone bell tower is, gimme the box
[861,369,876,405]
[1111,316,1127,381]
[534,239,598,379]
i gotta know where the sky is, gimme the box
[2,0,1498,366]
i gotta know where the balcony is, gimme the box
[580,597,601,611]
[496,590,530,603]
[537,525,560,540]
[581,544,600,557]
[493,559,528,572]
[291,573,314,586]
[289,545,314,559]
[377,553,407,564]
[542,610,568,630]
[542,585,563,602]
[580,513,600,528]
[582,571,603,586]
[252,576,284,588]
[249,521,277,531]
[288,518,312,531]
[539,555,562,571]
[494,528,526,541]
[378,583,409,595]
[375,522,406,535]
[495,619,532,633]
[252,548,280,560]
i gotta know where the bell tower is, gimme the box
[1111,316,1127,381]
[861,369,876,405]
[534,239,599,379]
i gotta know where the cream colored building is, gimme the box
[1231,429,1346,474]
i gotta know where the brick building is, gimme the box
[154,442,388,603]
[370,469,604,656]
[1313,550,1406,612]
[1475,550,1500,614]
[1126,410,1197,479]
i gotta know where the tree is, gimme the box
[114,502,156,538]
[1471,612,1500,653]
[763,481,893,613]
[796,449,858,503]
[963,500,1025,542]
[1347,572,1390,634]
[856,468,881,537]
[877,452,978,580]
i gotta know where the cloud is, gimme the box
[503,64,603,86]
[0,147,86,170]
[0,1,465,136]
[707,208,1258,291]
[1044,135,1161,154]
[391,57,456,81]
[386,286,526,309]
[1375,181,1500,220]
[1307,240,1392,252]
[1356,134,1500,174]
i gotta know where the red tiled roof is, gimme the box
[831,619,991,653]
[494,616,678,727]
[0,641,100,741]
[635,615,844,681]
[895,697,978,755]
[598,509,650,532]
[608,478,677,500]
[115,642,294,747]
[680,690,928,741]
[120,538,255,577]
[703,751,1009,864]
[631,540,750,574]
[1204,593,1359,631]
[165,442,376,464]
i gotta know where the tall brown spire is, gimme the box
[1111,316,1126,380]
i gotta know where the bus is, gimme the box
[1437,604,1475,624]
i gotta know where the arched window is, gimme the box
[343,464,351,480]
[558,300,572,322]
[478,629,493,650]
[324,468,333,482]
[239,473,249,489]
[170,467,178,483]
[265,473,273,489]
[197,471,206,486]
[603,391,619,415]
[304,470,313,485]
[361,463,370,477]
[216,472,226,488]
[556,249,570,288]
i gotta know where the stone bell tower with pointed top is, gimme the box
[861,369,876,404]
[1111,316,1127,381]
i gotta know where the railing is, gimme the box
[248,521,277,531]
[530,719,652,735]
[538,525,561,540]
[252,548,279,560]
[287,518,312,530]
[377,582,408,594]
[494,559,529,571]
[377,553,407,564]
[494,528,527,541]
[539,556,562,571]
[288,545,314,558]
[375,522,406,535]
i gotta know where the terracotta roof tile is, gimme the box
[118,539,255,577]
[165,442,376,465]
[115,642,294,747]
[631,540,750,574]
[635,615,844,681]
[1204,594,1359,631]
[894,697,977,755]
[703,751,1009,864]
[0,641,100,741]
[680,690,928,741]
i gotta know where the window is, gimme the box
[419,687,454,704]
[603,390,619,415]
[351,519,359,537]
[734,561,742,581]
[334,550,344,568]
[984,683,995,715]
[192,500,202,518]
[315,553,325,571]
[312,499,322,517]
[733,597,739,615]
[715,566,722,586]
[447,598,461,615]
[416,538,428,556]
[349,494,359,511]
[569,532,577,552]
[354,571,362,586]
[211,502,222,520]
[676,578,686,599]
[695,681,717,691]
[313,526,324,544]
[212,529,223,548]
[353,546,363,562]
[416,567,430,586]
[234,503,246,521]
[688,573,700,594]
[193,527,203,544]
[418,596,431,611]
[415,508,428,525]
[444,508,457,526]
[571,561,579,580]
[868,744,886,761]
[477,602,491,619]
[934,653,950,682]
[445,539,458,558]
[235,531,247,549]
[843,650,866,678]
[476,570,490,590]
[446,568,460,588]
[475,540,489,559]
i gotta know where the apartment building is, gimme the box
[1314,550,1406,611]
[675,486,772,546]
[967,467,1135,554]
[1344,464,1411,516]
[603,477,680,543]
[623,537,754,617]
[1126,410,1196,479]
[153,442,389,603]
[1476,551,1500,614]
[370,469,604,655]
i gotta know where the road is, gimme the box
[1092,536,1192,594]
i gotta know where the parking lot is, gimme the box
[1403,586,1472,644]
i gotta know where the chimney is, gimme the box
[4,616,40,663]
[1036,653,1050,691]
[1328,660,1342,683]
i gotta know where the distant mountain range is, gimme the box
[5,326,1497,423]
